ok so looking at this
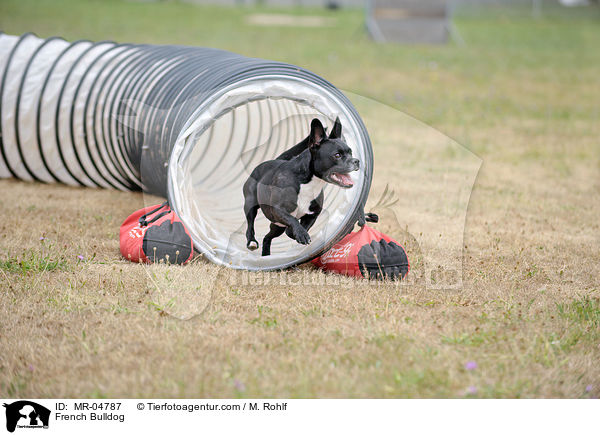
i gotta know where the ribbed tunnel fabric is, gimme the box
[0,33,373,270]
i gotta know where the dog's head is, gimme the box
[308,117,359,188]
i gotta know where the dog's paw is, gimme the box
[295,228,311,245]
[247,240,259,251]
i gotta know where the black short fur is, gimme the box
[243,117,360,256]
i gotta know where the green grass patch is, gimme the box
[249,305,278,328]
[391,368,450,395]
[0,251,68,274]
[556,296,600,327]
[441,330,495,346]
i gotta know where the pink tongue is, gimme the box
[337,173,353,186]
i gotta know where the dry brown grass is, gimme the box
[0,0,599,398]
[1,104,598,397]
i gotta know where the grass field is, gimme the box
[0,0,599,398]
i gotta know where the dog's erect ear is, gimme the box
[329,116,342,140]
[309,118,325,147]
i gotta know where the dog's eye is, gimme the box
[334,152,342,159]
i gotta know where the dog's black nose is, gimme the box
[352,158,360,170]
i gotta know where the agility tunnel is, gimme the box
[0,32,373,270]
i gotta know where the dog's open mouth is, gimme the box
[330,172,354,188]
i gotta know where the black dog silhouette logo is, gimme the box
[3,401,50,432]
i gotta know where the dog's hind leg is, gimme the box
[244,197,260,251]
[262,223,286,256]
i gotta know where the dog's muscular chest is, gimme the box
[293,176,325,218]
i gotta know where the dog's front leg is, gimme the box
[273,208,310,245]
[261,205,311,256]
[286,190,323,239]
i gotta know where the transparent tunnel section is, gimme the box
[168,78,371,270]
[1,33,373,271]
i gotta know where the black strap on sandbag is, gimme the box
[365,212,379,223]
[138,200,170,227]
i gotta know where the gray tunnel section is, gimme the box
[0,32,373,270]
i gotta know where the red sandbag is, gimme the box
[120,202,193,264]
[312,225,409,280]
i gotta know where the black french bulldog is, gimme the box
[243,117,359,256]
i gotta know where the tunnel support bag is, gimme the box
[120,202,194,265]
[312,225,409,280]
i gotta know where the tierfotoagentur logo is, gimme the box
[2,401,50,433]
